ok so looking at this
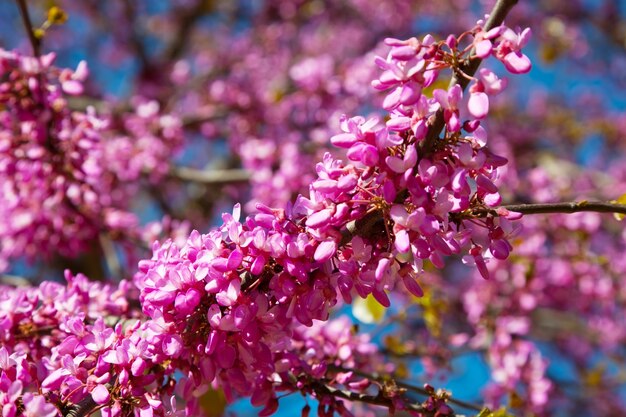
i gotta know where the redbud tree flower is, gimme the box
[2,0,626,416]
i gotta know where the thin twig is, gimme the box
[169,167,251,185]
[329,365,484,413]
[309,380,432,415]
[99,233,123,278]
[121,0,150,70]
[0,274,31,287]
[162,1,213,62]
[16,0,41,57]
[484,201,626,216]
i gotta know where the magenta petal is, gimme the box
[372,289,390,308]
[484,192,502,207]
[306,209,332,228]
[92,384,110,405]
[386,116,411,132]
[475,39,492,58]
[476,174,498,193]
[375,258,390,282]
[386,155,406,173]
[391,45,417,60]
[227,250,243,270]
[403,276,424,297]
[394,229,411,253]
[382,86,402,110]
[490,239,511,260]
[131,357,147,376]
[390,204,408,225]
[404,144,417,167]
[447,112,461,132]
[62,80,84,95]
[399,84,420,105]
[475,255,490,280]
[360,144,380,166]
[330,133,357,148]
[314,240,337,262]
[503,51,531,74]
[162,335,183,358]
[41,368,70,390]
[468,91,489,119]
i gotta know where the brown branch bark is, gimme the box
[169,167,251,185]
[309,380,435,415]
[329,365,484,413]
[485,201,626,216]
[16,0,41,57]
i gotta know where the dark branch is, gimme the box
[422,0,518,153]
[309,380,435,415]
[483,201,626,216]
[169,167,251,185]
[330,365,484,413]
[16,0,41,57]
[162,1,213,62]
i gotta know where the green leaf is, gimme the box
[353,294,386,323]
[199,387,227,417]
[612,193,626,221]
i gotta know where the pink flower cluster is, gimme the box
[0,50,186,270]
[0,271,137,417]
[0,50,114,269]
[130,22,532,414]
[1,268,390,417]
[104,99,184,184]
[1,17,535,417]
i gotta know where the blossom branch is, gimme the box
[308,380,435,415]
[422,0,518,153]
[15,0,41,57]
[329,365,484,413]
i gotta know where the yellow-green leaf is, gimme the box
[47,6,68,25]
[199,388,227,417]
[612,193,626,221]
[352,294,386,324]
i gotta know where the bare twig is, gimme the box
[99,233,123,278]
[309,380,433,415]
[16,0,41,57]
[169,167,251,185]
[121,0,150,70]
[0,274,31,287]
[329,365,484,413]
[162,1,213,62]
[477,201,626,217]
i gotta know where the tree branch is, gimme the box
[341,0,520,242]
[120,0,150,70]
[162,1,213,62]
[479,201,626,216]
[168,167,251,185]
[329,365,484,413]
[309,380,434,415]
[0,274,31,287]
[16,0,41,57]
[422,0,518,153]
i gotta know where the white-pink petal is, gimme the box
[468,92,489,119]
